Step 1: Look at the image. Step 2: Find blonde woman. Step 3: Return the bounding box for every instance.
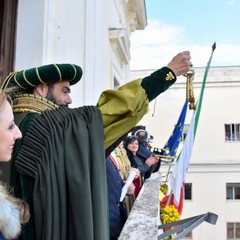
[0,89,29,240]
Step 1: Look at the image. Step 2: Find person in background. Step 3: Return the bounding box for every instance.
[132,126,161,177]
[123,136,158,183]
[0,89,29,240]
[114,142,141,201]
[106,153,135,240]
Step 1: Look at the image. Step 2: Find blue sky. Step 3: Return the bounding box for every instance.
[130,0,240,70]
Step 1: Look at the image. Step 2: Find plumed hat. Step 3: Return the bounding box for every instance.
[1,63,82,92]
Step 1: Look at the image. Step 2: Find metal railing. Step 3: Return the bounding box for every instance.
[158,212,218,240]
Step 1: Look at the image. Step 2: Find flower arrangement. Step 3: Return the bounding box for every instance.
[160,205,180,225]
[159,183,180,239]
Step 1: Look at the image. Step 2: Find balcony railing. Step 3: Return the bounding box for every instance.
[119,172,218,240]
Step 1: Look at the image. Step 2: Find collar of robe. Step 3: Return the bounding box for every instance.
[13,94,59,113]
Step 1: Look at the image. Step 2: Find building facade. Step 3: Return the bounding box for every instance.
[2,1,240,239]
[0,0,147,106]
[132,66,240,239]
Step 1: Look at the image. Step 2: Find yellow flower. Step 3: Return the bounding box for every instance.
[160,205,180,224]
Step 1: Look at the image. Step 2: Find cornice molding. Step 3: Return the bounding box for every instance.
[121,0,147,31]
[109,28,131,65]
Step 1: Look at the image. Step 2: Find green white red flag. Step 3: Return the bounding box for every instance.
[164,43,216,214]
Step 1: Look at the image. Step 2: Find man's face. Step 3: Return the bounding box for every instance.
[46,81,72,107]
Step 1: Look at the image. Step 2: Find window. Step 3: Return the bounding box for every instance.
[184,183,192,200]
[226,183,240,200]
[225,124,240,142]
[227,222,240,239]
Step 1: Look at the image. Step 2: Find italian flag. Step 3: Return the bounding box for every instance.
[164,43,216,214]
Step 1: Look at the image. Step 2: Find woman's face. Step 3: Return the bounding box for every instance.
[127,139,139,154]
[0,100,22,162]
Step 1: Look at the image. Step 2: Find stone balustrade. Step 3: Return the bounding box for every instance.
[119,172,162,240]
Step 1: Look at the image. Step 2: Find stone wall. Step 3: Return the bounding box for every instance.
[119,172,162,240]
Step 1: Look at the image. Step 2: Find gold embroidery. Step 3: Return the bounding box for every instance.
[166,72,175,81]
[13,94,59,113]
[115,147,131,180]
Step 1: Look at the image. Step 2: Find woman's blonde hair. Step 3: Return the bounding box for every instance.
[0,87,30,223]
[0,87,15,110]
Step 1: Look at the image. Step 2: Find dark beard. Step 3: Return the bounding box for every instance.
[46,89,68,107]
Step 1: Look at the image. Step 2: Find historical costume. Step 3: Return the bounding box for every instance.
[0,63,176,240]
[114,144,140,207]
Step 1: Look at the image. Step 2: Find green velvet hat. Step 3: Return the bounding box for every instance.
[1,63,82,92]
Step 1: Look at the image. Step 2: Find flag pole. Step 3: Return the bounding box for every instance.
[194,42,216,135]
[163,42,217,211]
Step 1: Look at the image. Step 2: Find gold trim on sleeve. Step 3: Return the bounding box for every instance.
[166,72,175,81]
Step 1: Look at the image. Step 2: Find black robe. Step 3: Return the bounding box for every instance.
[15,106,108,240]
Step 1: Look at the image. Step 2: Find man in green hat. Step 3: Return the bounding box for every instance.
[0,50,192,240]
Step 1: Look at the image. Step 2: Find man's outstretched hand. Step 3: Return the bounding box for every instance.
[167,51,192,76]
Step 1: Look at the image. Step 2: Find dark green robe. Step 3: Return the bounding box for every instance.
[15,106,108,240]
[9,67,176,240]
